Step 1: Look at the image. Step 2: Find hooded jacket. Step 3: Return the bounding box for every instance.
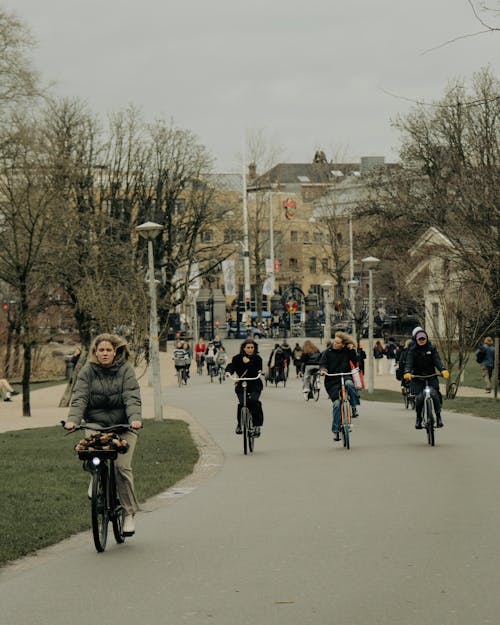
[404,332,444,376]
[67,337,142,428]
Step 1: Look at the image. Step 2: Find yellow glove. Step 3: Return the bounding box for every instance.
[403,373,412,381]
[441,370,449,379]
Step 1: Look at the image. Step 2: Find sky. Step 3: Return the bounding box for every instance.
[7,0,500,172]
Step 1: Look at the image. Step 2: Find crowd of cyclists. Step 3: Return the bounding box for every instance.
[171,324,451,444]
[62,325,453,540]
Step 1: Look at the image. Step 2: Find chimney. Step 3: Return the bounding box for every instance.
[248,162,257,180]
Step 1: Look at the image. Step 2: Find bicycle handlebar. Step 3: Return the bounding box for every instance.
[408,373,440,380]
[227,371,263,381]
[321,369,358,377]
[61,422,138,435]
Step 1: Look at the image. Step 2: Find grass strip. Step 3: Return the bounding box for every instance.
[0,419,199,567]
[361,389,498,419]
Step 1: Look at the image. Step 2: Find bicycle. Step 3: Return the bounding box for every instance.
[322,370,357,449]
[402,382,415,410]
[207,359,218,383]
[229,372,263,455]
[175,364,189,387]
[217,364,225,384]
[409,374,441,447]
[64,423,133,552]
[303,368,321,401]
[196,355,205,375]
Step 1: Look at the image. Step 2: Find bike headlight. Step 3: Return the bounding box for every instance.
[91,456,101,467]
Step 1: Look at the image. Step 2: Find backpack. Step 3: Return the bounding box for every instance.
[476,347,486,364]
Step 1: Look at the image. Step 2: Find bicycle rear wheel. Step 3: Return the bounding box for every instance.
[91,466,109,552]
[425,397,435,446]
[248,419,255,453]
[110,468,125,544]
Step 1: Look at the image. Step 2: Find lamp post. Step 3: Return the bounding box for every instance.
[347,278,360,339]
[361,256,380,394]
[188,285,199,345]
[136,221,164,421]
[322,280,333,343]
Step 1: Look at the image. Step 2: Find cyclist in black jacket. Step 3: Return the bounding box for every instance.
[225,338,264,437]
[404,329,449,429]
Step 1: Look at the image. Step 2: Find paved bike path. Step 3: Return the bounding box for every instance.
[2,355,500,625]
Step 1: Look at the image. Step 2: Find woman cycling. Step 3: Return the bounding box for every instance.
[64,333,142,536]
[319,332,360,441]
[300,339,321,400]
[225,338,264,437]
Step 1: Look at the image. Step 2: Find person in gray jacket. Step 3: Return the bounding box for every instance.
[64,333,142,536]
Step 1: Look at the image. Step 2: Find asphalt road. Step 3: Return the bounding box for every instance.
[2,341,500,625]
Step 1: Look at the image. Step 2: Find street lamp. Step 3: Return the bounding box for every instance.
[188,284,199,345]
[347,278,360,339]
[136,221,164,421]
[322,280,333,343]
[361,255,380,394]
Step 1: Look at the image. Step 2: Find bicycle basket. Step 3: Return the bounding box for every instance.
[74,432,129,455]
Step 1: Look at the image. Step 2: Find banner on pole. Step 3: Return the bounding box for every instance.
[222,259,236,296]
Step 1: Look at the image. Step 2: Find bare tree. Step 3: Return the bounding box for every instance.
[0,9,40,117]
[0,114,59,415]
[355,67,500,320]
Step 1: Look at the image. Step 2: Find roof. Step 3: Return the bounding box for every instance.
[248,159,399,189]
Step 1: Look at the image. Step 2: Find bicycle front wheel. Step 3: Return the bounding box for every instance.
[425,397,435,446]
[241,407,250,455]
[313,378,320,401]
[404,389,410,409]
[341,400,351,449]
[91,466,109,552]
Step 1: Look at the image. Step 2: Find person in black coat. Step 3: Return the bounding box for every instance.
[404,329,449,429]
[319,332,360,441]
[225,338,264,437]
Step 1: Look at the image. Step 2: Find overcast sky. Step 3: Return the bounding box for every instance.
[8,0,500,171]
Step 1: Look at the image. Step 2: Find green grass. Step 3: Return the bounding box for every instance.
[362,389,499,419]
[0,420,199,566]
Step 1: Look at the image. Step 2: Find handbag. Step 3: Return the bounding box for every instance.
[349,362,365,390]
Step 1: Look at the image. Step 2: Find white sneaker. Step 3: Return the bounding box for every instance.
[123,514,135,536]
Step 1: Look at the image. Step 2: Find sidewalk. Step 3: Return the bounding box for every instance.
[0,351,493,434]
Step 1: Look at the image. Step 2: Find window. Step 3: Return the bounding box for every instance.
[303,231,310,243]
[309,257,317,273]
[175,199,186,215]
[291,230,298,242]
[224,229,238,243]
[432,302,440,335]
[313,231,322,243]
[321,258,329,272]
[201,230,214,243]
[289,258,299,271]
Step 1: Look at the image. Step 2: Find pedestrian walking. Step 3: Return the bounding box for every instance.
[476,337,495,393]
